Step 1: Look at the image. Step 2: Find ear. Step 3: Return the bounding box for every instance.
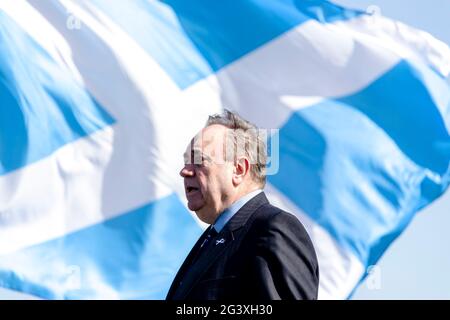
[232,156,250,186]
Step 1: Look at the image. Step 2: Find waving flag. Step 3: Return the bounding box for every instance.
[0,0,449,299]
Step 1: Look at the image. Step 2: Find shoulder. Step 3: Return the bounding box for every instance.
[247,202,318,264]
[251,202,308,235]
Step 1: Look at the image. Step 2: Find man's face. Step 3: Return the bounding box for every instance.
[180,125,235,224]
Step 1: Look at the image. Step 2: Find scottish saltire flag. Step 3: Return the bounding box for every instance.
[0,0,449,299]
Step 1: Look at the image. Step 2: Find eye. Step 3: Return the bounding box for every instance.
[194,156,206,167]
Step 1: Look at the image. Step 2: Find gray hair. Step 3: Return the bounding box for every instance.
[206,110,267,187]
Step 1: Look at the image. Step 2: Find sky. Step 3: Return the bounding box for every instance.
[0,0,449,299]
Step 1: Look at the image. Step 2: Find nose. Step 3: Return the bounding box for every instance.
[180,164,195,178]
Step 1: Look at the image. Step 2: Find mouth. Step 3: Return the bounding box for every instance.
[186,186,200,194]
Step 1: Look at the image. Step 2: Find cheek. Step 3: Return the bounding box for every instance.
[221,164,234,183]
[195,171,209,193]
[198,164,232,192]
[197,169,219,194]
[214,168,233,192]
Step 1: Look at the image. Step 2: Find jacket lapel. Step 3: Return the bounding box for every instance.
[177,228,234,299]
[166,226,212,299]
[174,192,269,299]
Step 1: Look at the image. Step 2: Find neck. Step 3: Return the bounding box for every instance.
[229,183,260,207]
[198,184,261,224]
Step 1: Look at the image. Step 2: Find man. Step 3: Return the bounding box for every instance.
[166,110,319,300]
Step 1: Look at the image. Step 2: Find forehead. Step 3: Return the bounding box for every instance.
[183,125,227,157]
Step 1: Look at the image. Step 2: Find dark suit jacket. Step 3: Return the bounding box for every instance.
[166,192,319,300]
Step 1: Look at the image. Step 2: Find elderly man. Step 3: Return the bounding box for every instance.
[166,110,319,300]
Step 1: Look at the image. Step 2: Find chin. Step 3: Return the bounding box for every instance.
[195,208,214,225]
[187,200,202,212]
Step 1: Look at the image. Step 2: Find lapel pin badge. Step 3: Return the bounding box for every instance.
[215,238,225,245]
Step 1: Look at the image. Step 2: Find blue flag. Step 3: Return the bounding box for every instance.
[0,0,449,299]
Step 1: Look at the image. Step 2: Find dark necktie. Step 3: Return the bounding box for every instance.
[200,227,218,251]
[192,227,218,264]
